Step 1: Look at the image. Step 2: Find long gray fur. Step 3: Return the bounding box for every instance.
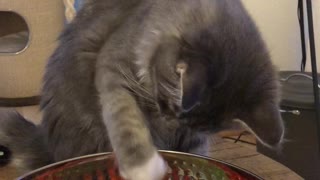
[0,0,284,179]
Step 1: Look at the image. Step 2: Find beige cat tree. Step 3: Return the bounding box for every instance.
[0,0,65,106]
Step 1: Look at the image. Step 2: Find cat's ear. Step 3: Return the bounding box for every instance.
[236,102,285,148]
[176,61,207,112]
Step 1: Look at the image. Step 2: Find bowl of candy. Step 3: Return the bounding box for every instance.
[18,151,263,180]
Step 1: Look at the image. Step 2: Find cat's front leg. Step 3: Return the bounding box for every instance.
[120,151,167,180]
[95,71,167,180]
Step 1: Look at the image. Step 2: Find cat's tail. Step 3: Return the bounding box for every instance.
[0,109,52,174]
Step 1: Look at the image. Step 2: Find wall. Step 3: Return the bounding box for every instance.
[0,1,64,98]
[242,0,320,72]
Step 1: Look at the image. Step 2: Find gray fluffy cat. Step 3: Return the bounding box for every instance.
[0,0,284,179]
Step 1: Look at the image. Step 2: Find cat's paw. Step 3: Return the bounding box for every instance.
[120,152,168,180]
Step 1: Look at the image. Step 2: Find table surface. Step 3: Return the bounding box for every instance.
[208,137,303,180]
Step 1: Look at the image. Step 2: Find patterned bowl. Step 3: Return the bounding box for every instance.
[18,151,263,180]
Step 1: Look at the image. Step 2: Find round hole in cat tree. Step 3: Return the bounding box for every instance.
[0,11,29,54]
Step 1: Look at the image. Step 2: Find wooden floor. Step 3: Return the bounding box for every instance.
[0,106,303,179]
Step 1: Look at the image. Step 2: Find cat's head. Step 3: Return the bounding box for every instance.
[149,25,284,149]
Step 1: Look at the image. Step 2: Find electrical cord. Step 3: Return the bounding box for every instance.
[298,0,307,72]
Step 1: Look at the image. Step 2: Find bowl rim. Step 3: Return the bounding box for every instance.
[18,150,264,180]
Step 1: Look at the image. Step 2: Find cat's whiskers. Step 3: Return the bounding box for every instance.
[159,82,181,105]
[117,64,153,96]
[137,101,158,110]
[126,80,155,103]
[117,64,157,105]
[177,67,185,106]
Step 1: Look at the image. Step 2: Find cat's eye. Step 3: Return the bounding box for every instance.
[176,61,188,76]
